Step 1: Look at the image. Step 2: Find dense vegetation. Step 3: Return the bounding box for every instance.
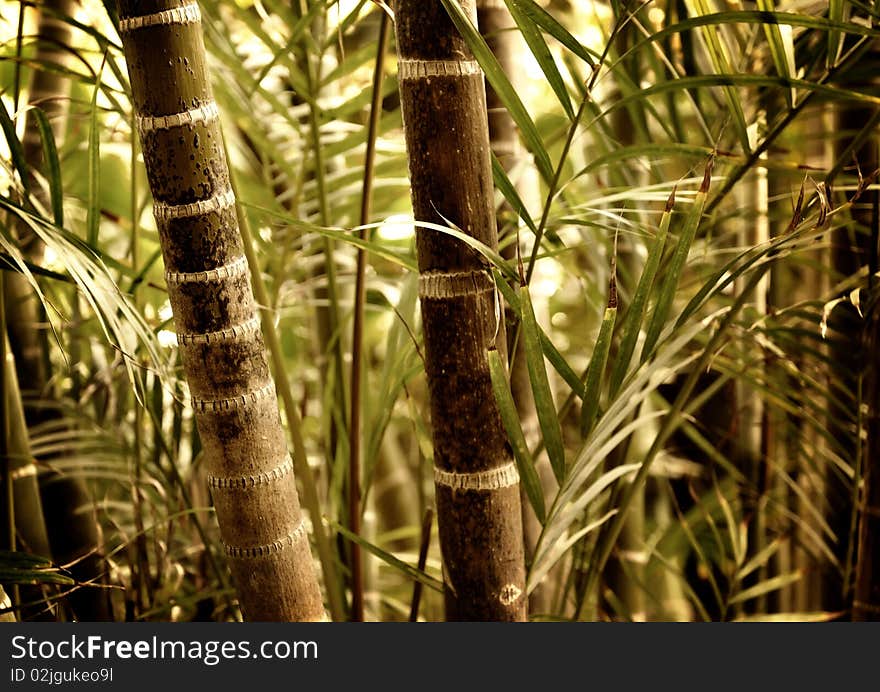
[0,0,878,622]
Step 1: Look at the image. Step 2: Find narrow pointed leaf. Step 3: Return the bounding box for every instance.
[609,190,674,396]
[504,0,573,119]
[32,108,64,227]
[520,286,565,483]
[488,349,546,523]
[439,0,554,183]
[0,99,29,195]
[642,162,711,360]
[87,63,103,248]
[333,523,444,593]
[512,0,596,67]
[580,303,616,437]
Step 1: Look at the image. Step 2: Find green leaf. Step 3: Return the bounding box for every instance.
[641,161,712,360]
[333,522,444,593]
[87,58,105,248]
[438,0,554,184]
[512,0,596,67]
[494,271,582,393]
[756,0,796,107]
[0,98,29,196]
[488,349,546,523]
[505,0,573,119]
[827,0,845,69]
[491,154,537,235]
[580,303,616,437]
[32,108,64,228]
[520,286,565,483]
[608,189,674,396]
[729,571,802,605]
[685,0,751,153]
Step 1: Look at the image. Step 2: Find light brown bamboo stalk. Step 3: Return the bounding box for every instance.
[394,0,527,621]
[117,0,323,621]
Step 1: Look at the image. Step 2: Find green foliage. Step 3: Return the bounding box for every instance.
[0,0,875,621]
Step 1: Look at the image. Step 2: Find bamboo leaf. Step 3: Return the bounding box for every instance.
[0,98,29,196]
[333,522,444,593]
[438,0,554,183]
[733,611,842,623]
[755,0,796,107]
[729,571,802,605]
[736,537,785,581]
[685,0,751,153]
[491,154,537,235]
[511,0,596,67]
[504,0,573,119]
[87,58,104,248]
[488,349,546,523]
[32,108,64,228]
[642,161,712,360]
[609,189,674,396]
[580,303,617,437]
[827,0,845,69]
[494,271,583,393]
[520,286,566,483]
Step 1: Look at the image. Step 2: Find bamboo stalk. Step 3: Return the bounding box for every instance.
[117,0,323,621]
[394,0,527,620]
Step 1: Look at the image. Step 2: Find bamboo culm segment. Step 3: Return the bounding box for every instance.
[117,0,323,621]
[395,0,527,621]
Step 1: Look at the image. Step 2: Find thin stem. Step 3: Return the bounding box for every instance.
[303,21,349,453]
[524,91,590,286]
[348,10,390,623]
[409,507,434,622]
[129,109,149,615]
[13,1,25,113]
[226,144,345,622]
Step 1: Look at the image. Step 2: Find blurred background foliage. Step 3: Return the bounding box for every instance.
[0,0,878,621]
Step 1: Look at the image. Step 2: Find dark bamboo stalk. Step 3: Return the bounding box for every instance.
[854,306,880,620]
[394,0,527,621]
[117,0,323,621]
[5,0,113,622]
[475,0,554,614]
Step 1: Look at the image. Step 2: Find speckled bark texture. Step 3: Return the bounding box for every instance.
[395,0,527,621]
[117,0,323,621]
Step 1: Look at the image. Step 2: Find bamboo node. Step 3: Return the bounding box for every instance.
[434,461,520,491]
[165,254,248,284]
[398,59,481,80]
[191,381,275,413]
[853,600,880,615]
[208,453,294,489]
[419,270,494,299]
[137,101,219,134]
[119,3,201,32]
[118,3,201,32]
[8,464,38,481]
[499,583,523,606]
[154,188,236,221]
[177,315,261,345]
[223,519,307,559]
